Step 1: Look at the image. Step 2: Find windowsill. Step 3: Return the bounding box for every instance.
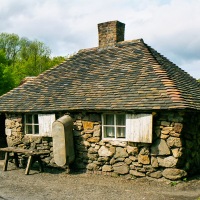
[102,138,128,142]
[25,134,42,137]
[25,134,52,138]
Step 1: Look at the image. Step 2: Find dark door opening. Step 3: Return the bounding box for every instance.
[0,113,7,159]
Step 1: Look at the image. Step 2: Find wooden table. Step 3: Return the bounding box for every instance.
[0,147,50,175]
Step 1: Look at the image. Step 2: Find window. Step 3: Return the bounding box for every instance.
[102,113,152,143]
[102,114,126,139]
[24,114,55,136]
[24,114,39,134]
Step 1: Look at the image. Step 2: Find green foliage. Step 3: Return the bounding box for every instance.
[0,50,15,95]
[0,33,65,95]
[170,181,179,186]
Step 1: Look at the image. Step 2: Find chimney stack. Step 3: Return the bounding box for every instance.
[98,20,125,48]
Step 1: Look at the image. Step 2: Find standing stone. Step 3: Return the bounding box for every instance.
[113,162,129,174]
[151,139,171,155]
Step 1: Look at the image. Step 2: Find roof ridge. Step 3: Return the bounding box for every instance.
[78,39,144,53]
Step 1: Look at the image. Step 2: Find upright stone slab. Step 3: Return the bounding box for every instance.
[52,115,75,167]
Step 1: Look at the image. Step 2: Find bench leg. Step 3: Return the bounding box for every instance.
[37,156,44,172]
[25,155,33,175]
[3,152,9,171]
[14,153,19,168]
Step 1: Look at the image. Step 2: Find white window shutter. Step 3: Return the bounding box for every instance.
[126,114,152,143]
[38,114,56,136]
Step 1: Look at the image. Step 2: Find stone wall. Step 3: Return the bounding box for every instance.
[4,114,53,165]
[181,112,200,175]
[71,111,199,180]
[3,111,200,180]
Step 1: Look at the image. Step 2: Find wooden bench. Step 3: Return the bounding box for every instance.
[0,147,50,175]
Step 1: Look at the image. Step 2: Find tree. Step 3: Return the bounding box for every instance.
[0,33,20,66]
[0,33,66,94]
[0,50,15,95]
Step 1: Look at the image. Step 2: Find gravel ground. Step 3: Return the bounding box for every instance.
[0,162,200,200]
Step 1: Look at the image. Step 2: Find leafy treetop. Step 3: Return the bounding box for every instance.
[0,33,66,96]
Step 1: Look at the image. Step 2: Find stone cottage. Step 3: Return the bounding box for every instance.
[0,20,199,180]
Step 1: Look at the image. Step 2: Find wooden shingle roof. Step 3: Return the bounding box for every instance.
[0,39,199,113]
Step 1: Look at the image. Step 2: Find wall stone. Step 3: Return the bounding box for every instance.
[151,139,171,155]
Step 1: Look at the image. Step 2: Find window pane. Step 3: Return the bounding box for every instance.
[116,127,125,138]
[26,115,32,123]
[26,125,32,134]
[116,114,125,125]
[34,115,38,124]
[34,125,39,134]
[104,127,114,138]
[105,114,114,125]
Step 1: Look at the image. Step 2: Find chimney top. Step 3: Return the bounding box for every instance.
[98,20,125,48]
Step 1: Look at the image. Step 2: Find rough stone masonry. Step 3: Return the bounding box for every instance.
[4,110,200,180]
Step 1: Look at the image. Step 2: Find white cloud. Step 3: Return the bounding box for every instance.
[0,0,200,78]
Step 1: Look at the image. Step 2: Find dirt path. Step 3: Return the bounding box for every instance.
[0,163,199,200]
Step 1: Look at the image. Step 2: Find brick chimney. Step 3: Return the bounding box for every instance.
[98,20,125,48]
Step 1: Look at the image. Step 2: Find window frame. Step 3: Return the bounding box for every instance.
[24,114,39,135]
[102,113,126,140]
[24,114,55,136]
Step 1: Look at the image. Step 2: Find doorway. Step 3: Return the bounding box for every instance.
[0,113,7,159]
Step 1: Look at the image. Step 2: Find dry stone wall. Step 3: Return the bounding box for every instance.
[3,111,200,180]
[72,111,199,180]
[4,114,53,165]
[181,112,200,175]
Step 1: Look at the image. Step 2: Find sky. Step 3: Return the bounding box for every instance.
[0,0,200,79]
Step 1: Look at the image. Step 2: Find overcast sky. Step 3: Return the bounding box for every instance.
[0,0,200,79]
